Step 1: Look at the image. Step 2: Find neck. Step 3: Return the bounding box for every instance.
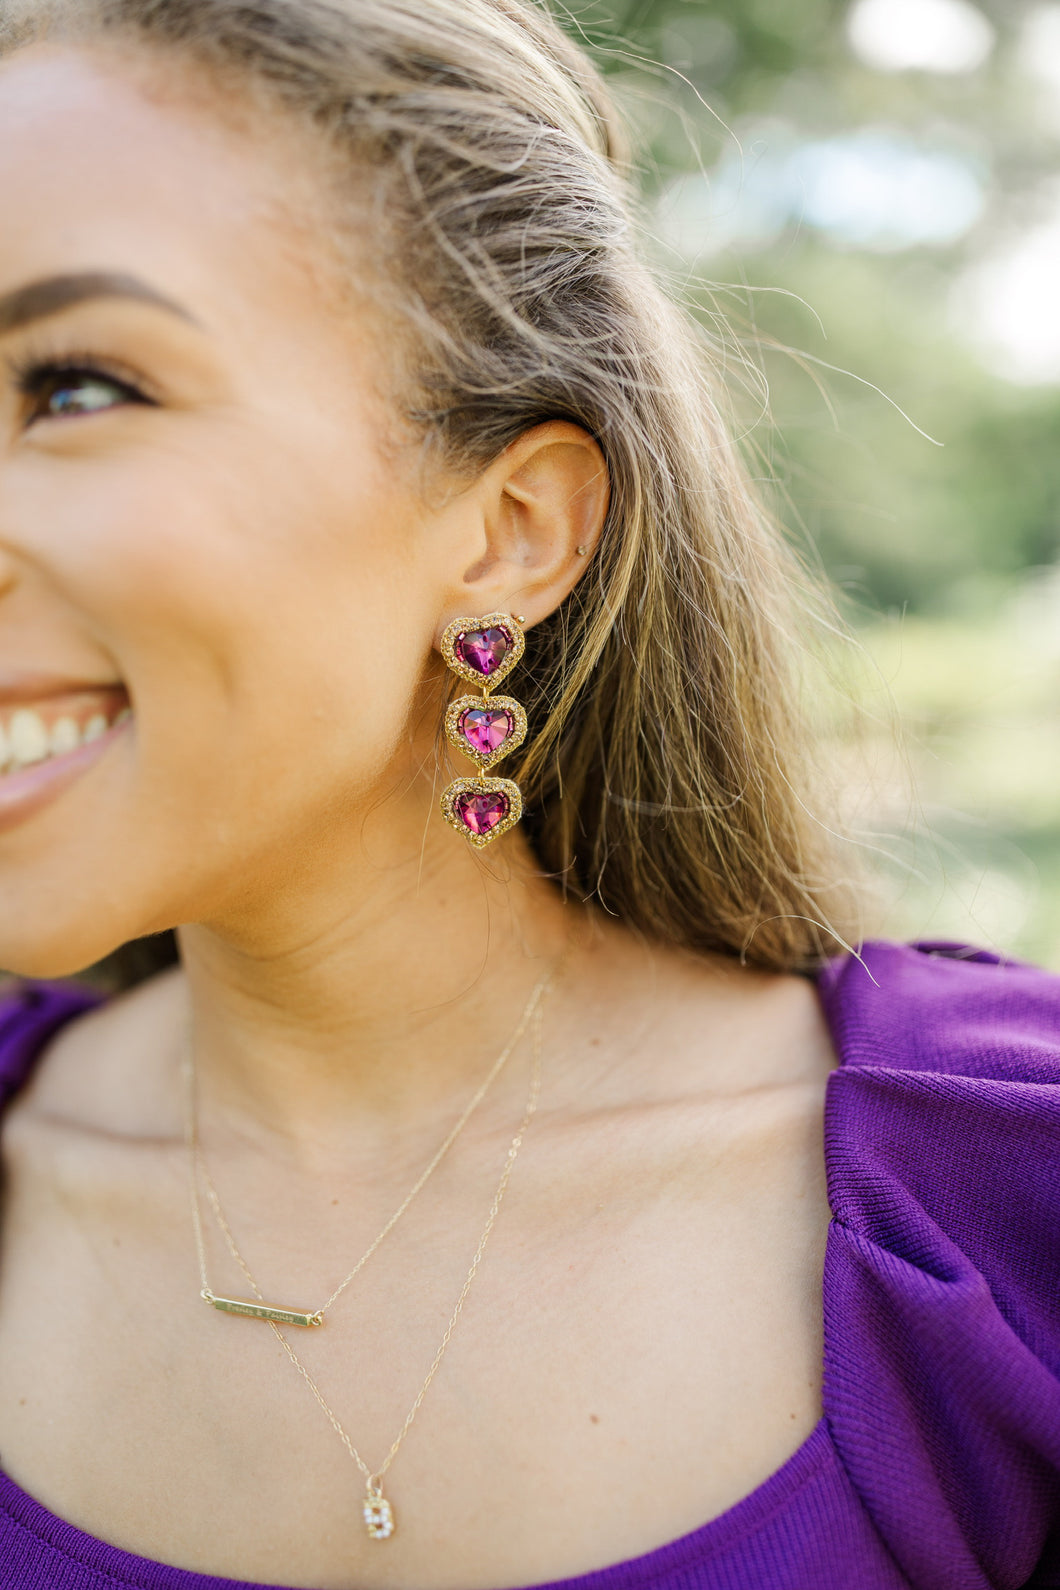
[175,819,580,1154]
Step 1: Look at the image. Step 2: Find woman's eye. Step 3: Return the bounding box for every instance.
[19,365,150,424]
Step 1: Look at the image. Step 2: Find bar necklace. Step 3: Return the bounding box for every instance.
[182,969,553,1540]
[183,964,553,1330]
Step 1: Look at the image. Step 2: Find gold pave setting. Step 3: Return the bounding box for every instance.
[439,611,525,689]
[439,613,527,848]
[364,1488,396,1541]
[443,694,528,772]
[440,775,523,848]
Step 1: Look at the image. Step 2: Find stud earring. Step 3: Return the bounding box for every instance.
[439,611,528,848]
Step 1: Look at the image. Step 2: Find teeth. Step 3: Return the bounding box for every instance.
[50,716,81,756]
[9,709,50,767]
[0,702,131,775]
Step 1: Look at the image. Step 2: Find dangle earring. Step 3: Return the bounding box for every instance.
[439,611,528,847]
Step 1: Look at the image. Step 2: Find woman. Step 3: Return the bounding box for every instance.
[0,2,1056,1587]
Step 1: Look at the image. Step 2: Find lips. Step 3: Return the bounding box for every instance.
[0,682,132,835]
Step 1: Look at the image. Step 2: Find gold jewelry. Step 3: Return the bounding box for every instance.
[183,965,554,1329]
[187,988,550,1542]
[439,611,527,847]
[272,996,542,1541]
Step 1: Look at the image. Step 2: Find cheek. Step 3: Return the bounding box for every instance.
[0,421,444,974]
[21,423,433,817]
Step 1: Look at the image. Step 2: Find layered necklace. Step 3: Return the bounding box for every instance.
[181,964,556,1541]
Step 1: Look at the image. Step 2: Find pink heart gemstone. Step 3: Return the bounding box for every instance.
[455,789,510,835]
[454,626,511,676]
[459,706,513,756]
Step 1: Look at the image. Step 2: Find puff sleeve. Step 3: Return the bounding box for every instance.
[818,942,1060,1589]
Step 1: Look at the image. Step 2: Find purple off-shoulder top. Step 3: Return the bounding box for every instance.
[1,941,1060,1589]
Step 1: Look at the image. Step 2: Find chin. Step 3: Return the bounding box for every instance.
[0,917,151,984]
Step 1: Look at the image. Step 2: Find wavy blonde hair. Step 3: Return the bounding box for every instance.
[2,0,866,971]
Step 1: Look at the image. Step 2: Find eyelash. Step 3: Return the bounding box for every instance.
[7,347,156,423]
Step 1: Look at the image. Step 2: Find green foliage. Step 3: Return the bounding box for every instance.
[562,0,1060,613]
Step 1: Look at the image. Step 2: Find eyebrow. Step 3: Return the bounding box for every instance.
[0,271,199,336]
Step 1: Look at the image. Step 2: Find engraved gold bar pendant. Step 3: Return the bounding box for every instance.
[202,1290,324,1328]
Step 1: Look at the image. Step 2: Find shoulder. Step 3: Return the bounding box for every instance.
[818,940,1060,1586]
[819,938,1060,1081]
[819,939,1060,1276]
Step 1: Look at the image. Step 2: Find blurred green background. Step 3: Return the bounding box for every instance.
[576,0,1060,965]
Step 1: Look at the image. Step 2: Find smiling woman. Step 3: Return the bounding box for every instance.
[0,4,1056,1590]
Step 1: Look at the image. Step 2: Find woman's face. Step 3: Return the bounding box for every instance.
[0,46,458,975]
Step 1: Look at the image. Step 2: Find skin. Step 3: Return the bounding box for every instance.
[0,44,838,1590]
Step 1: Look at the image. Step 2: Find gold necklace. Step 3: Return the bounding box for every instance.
[264,997,542,1542]
[183,965,553,1329]
[181,966,555,1541]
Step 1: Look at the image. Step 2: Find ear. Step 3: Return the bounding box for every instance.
[436,421,609,637]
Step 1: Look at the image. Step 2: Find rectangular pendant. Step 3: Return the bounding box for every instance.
[205,1292,323,1328]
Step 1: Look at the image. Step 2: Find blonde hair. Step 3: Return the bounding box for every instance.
[2,0,866,971]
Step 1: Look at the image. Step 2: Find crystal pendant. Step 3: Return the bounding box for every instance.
[439,776,523,848]
[363,1489,395,1541]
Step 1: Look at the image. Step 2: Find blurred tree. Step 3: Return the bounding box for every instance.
[561,0,1060,614]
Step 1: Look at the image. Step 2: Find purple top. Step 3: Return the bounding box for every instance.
[1,941,1060,1589]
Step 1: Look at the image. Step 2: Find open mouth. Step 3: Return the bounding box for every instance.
[0,687,131,775]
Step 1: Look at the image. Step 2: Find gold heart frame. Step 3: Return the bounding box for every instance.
[444,695,528,772]
[439,777,523,849]
[440,612,525,691]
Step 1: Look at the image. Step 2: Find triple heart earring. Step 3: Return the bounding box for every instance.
[439,611,528,847]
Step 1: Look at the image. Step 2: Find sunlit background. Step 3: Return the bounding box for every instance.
[575,0,1060,966]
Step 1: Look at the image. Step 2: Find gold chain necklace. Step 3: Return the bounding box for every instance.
[181,968,553,1541]
[183,966,553,1328]
[265,1000,540,1541]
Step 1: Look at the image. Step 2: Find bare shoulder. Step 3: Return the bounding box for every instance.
[564,917,838,1108]
[538,920,838,1236]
